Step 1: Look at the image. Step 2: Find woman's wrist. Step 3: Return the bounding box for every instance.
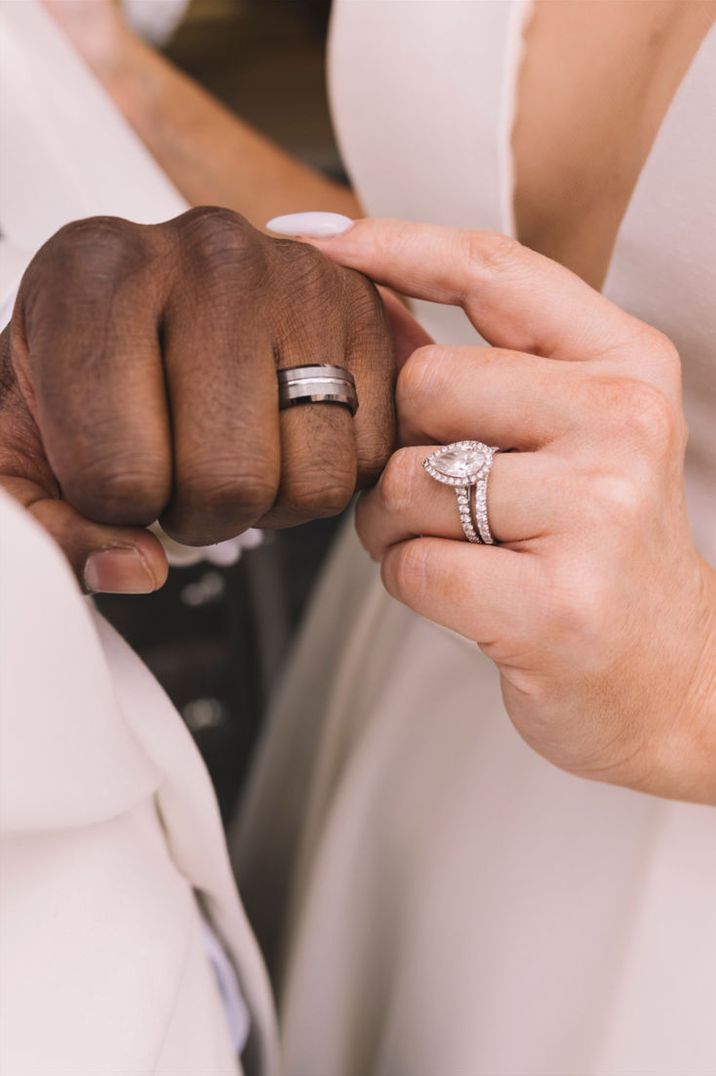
[592,556,716,805]
[42,1,130,80]
[42,3,153,127]
[97,29,165,131]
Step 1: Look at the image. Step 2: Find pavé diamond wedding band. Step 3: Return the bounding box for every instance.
[277,364,358,415]
[423,440,499,545]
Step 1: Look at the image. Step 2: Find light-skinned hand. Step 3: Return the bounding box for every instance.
[270,212,716,805]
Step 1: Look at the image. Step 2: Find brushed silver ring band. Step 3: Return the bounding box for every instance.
[278,364,358,416]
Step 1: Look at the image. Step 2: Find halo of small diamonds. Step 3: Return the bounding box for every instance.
[423,440,500,545]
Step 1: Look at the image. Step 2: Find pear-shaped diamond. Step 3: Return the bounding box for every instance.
[425,443,488,485]
[434,447,485,478]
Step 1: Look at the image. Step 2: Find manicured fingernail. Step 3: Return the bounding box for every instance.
[84,547,156,594]
[266,212,354,238]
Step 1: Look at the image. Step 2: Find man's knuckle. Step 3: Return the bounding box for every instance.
[187,467,276,519]
[273,243,347,330]
[101,469,160,517]
[276,237,327,279]
[179,205,249,238]
[46,217,149,284]
[235,474,278,515]
[68,459,167,524]
[348,276,393,347]
[315,481,354,517]
[164,466,277,544]
[283,463,355,518]
[178,206,265,279]
[357,438,394,489]
[19,219,158,342]
[345,268,382,317]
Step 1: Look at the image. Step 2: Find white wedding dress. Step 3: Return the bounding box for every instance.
[235,4,716,1075]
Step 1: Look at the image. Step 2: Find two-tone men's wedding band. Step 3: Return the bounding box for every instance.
[277,364,358,416]
[423,440,499,545]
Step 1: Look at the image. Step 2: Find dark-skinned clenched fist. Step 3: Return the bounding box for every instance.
[0,207,396,593]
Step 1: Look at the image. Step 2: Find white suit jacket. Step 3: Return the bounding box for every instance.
[0,5,279,1073]
[0,492,278,1076]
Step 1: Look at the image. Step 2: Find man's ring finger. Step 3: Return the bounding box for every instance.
[277,364,358,416]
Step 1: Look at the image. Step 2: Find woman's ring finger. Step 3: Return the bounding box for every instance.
[423,440,499,544]
[356,445,568,560]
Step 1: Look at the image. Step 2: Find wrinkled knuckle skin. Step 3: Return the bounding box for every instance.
[40,216,148,284]
[344,269,384,324]
[176,206,267,284]
[350,278,396,485]
[379,449,418,515]
[64,462,168,528]
[20,218,151,330]
[203,472,277,521]
[357,437,394,491]
[281,463,356,521]
[168,468,278,544]
[358,391,398,490]
[0,326,16,408]
[347,273,395,353]
[611,377,679,454]
[270,241,349,342]
[274,236,331,282]
[464,230,523,282]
